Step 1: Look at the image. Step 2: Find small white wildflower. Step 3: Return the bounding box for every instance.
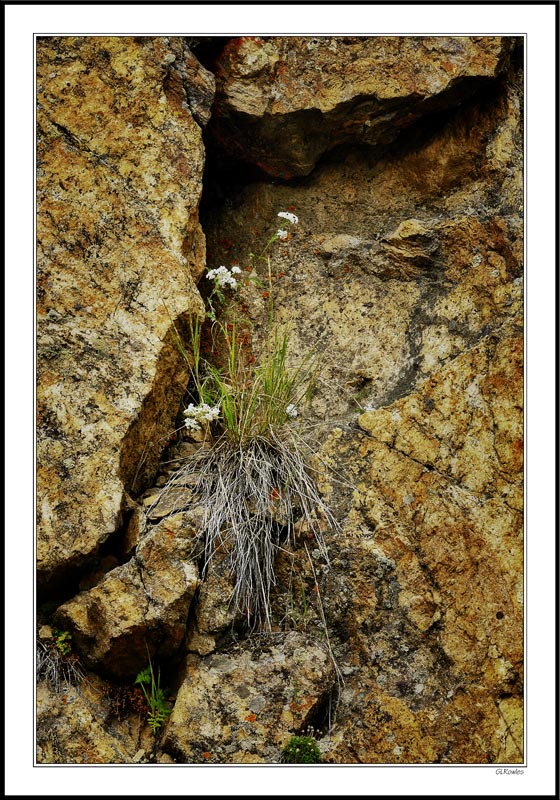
[207,265,238,289]
[200,405,221,422]
[182,417,201,431]
[278,211,298,225]
[206,266,226,280]
[183,403,221,425]
[230,266,242,274]
[276,229,288,240]
[286,403,298,418]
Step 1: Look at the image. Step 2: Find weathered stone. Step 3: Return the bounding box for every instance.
[54,514,200,678]
[36,36,213,584]
[187,556,239,656]
[36,675,140,764]
[121,506,147,557]
[321,683,522,764]
[210,36,513,177]
[313,326,523,763]
[146,485,193,520]
[162,632,335,762]
[166,38,215,127]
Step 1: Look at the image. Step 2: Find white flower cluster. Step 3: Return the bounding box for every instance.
[278,211,298,225]
[286,403,298,418]
[182,402,221,432]
[276,211,298,239]
[206,265,242,289]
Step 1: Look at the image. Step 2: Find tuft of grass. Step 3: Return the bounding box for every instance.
[36,638,84,693]
[204,323,319,442]
[156,211,343,634]
[160,427,337,631]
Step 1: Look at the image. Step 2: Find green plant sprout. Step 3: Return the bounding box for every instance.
[52,629,72,656]
[134,659,171,733]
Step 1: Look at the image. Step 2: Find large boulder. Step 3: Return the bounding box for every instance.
[162,632,335,763]
[209,36,513,177]
[54,513,200,679]
[36,36,214,585]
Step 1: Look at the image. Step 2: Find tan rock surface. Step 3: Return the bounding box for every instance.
[37,36,213,583]
[36,675,141,764]
[54,513,200,678]
[315,326,523,763]
[200,41,523,763]
[204,55,522,421]
[162,632,335,762]
[210,36,513,177]
[188,556,240,656]
[36,36,523,765]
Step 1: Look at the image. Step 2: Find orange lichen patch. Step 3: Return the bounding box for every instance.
[244,713,257,723]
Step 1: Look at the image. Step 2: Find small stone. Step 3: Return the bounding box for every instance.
[248,695,266,713]
[147,487,192,520]
[142,491,162,507]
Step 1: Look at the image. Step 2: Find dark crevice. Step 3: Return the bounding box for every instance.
[184,36,232,72]
[297,681,340,738]
[199,60,511,238]
[36,504,137,610]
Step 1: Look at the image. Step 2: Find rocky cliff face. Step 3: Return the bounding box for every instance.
[36,36,212,588]
[36,35,523,765]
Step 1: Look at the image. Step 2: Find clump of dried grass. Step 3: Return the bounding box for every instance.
[160,427,339,631]
[36,640,84,693]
